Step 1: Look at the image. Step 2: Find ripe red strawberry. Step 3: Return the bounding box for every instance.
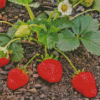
[72,71,97,98]
[0,55,10,67]
[37,59,62,83]
[7,68,29,90]
[0,0,6,9]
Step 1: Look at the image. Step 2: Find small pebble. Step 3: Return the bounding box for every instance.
[33,74,39,78]
[53,51,59,56]
[85,98,89,100]
[28,88,37,93]
[40,94,46,99]
[51,97,55,100]
[18,88,27,92]
[33,63,36,67]
[2,15,7,21]
[14,16,18,19]
[81,8,85,11]
[1,12,5,15]
[34,84,42,89]
[76,6,83,12]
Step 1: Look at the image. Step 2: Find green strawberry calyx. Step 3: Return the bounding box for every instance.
[17,66,31,74]
[0,47,9,59]
[72,69,84,77]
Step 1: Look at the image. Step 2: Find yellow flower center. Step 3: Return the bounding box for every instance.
[61,4,68,12]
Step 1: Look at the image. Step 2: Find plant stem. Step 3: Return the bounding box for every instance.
[0,21,17,29]
[53,12,59,21]
[29,37,42,45]
[73,0,82,8]
[48,10,57,22]
[70,9,100,20]
[24,53,39,69]
[25,5,35,21]
[4,38,21,49]
[54,47,78,72]
[29,24,42,28]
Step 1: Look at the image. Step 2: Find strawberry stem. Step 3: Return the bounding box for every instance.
[54,47,78,72]
[48,10,57,22]
[24,53,39,69]
[29,24,43,28]
[0,21,17,29]
[53,12,59,21]
[4,38,21,49]
[25,5,35,21]
[73,0,82,8]
[70,9,100,20]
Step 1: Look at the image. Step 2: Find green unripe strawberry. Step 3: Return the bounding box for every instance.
[70,0,94,7]
[14,24,31,38]
[81,0,94,7]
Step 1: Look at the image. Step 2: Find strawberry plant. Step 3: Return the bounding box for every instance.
[0,0,100,98]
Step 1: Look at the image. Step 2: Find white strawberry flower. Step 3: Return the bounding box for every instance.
[58,0,72,16]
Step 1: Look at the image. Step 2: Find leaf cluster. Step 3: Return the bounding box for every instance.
[28,16,74,49]
[0,26,24,62]
[57,15,100,55]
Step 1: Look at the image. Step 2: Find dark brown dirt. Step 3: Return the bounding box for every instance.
[0,0,100,100]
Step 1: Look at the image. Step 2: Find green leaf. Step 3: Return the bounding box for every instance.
[55,15,100,55]
[93,0,100,9]
[0,50,6,59]
[29,2,40,8]
[9,41,24,62]
[29,18,49,32]
[81,31,100,56]
[0,33,24,62]
[72,15,99,35]
[37,13,48,19]
[49,53,54,59]
[53,56,59,60]
[8,0,33,6]
[44,11,58,18]
[71,15,100,55]
[40,24,47,32]
[51,16,74,29]
[38,29,58,49]
[7,20,22,38]
[0,33,11,46]
[56,30,80,51]
[48,26,59,33]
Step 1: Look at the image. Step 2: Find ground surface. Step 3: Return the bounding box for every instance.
[0,0,100,100]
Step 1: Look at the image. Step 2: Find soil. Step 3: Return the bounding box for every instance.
[0,0,100,100]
